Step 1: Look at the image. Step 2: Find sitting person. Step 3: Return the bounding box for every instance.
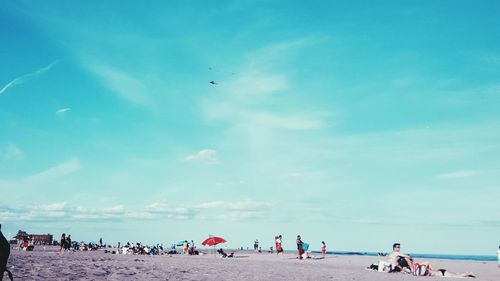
[217,248,227,257]
[387,243,413,273]
[217,248,234,258]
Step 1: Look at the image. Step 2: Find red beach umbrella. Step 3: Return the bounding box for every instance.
[202,236,226,257]
[201,236,226,247]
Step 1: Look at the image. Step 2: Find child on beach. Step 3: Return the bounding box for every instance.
[321,241,327,256]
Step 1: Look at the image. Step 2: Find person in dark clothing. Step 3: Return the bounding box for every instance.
[296,235,304,259]
[0,224,13,281]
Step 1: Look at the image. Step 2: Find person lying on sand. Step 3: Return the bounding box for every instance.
[412,261,475,278]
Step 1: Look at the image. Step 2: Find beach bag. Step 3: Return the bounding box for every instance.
[302,243,309,251]
[413,263,430,276]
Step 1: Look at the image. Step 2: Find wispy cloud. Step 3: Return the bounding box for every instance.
[3,143,25,160]
[56,107,71,115]
[24,158,80,186]
[435,170,480,180]
[202,39,331,133]
[0,60,59,95]
[0,159,81,188]
[87,63,151,108]
[183,149,219,164]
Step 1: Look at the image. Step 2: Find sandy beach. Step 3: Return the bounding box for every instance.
[5,247,498,281]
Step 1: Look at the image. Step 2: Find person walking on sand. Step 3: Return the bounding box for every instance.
[275,235,283,255]
[59,233,66,254]
[321,241,327,256]
[296,235,304,260]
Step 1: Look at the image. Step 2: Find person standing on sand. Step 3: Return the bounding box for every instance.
[190,240,196,255]
[183,240,189,255]
[497,245,500,268]
[296,235,304,260]
[275,235,283,255]
[321,241,327,256]
[66,235,72,252]
[0,224,13,281]
[59,233,66,254]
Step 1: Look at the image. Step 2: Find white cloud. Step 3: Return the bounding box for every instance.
[197,200,272,211]
[0,60,59,95]
[146,202,198,219]
[3,143,25,160]
[56,108,71,115]
[183,149,219,164]
[35,202,67,211]
[0,200,274,223]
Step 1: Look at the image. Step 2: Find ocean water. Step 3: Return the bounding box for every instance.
[309,251,497,262]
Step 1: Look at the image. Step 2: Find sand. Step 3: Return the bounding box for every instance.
[4,247,498,281]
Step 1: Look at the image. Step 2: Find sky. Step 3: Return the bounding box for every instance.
[1,0,499,255]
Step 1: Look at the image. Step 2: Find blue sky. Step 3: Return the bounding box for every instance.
[1,0,499,255]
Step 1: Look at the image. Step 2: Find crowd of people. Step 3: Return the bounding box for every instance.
[2,226,496,280]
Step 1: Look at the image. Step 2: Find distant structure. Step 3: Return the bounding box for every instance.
[15,230,53,245]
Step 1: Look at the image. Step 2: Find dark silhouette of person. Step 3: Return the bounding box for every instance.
[0,224,13,281]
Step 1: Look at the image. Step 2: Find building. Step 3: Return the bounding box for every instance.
[15,230,53,245]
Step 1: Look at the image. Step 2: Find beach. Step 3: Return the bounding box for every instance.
[5,247,498,281]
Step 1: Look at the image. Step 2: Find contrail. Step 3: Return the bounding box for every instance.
[0,60,60,95]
